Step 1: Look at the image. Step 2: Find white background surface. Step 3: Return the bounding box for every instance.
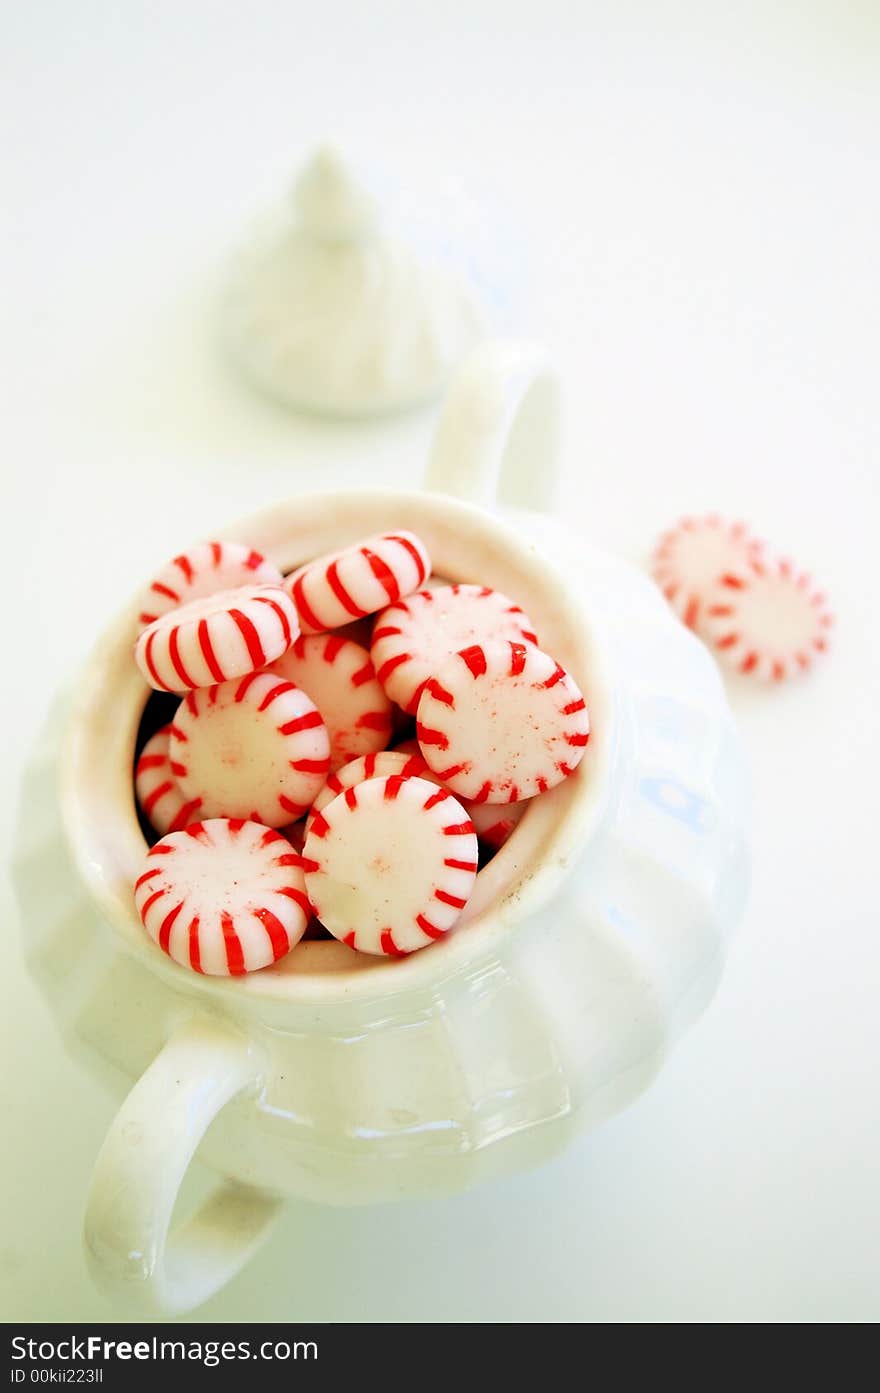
[2,0,878,1323]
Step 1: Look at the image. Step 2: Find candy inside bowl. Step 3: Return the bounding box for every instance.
[13,342,749,1315]
[69,489,606,992]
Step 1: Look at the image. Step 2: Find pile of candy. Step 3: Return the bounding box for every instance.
[132,533,590,975]
[652,515,833,681]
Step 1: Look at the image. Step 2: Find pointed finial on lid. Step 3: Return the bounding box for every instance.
[293,146,379,243]
[224,145,486,416]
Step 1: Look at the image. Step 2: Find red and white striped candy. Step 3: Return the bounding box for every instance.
[285,531,430,634]
[135,584,298,693]
[302,775,477,956]
[652,515,764,631]
[137,540,283,630]
[268,634,393,771]
[309,747,430,825]
[467,800,528,850]
[134,724,203,834]
[703,556,833,681]
[417,640,590,803]
[371,584,539,715]
[134,819,311,974]
[391,738,526,849]
[275,822,331,937]
[169,670,330,827]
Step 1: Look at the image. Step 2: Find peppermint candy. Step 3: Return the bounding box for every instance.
[128,526,594,968]
[309,748,429,823]
[703,556,833,680]
[137,540,282,630]
[391,738,526,849]
[134,724,202,834]
[467,800,528,850]
[268,634,392,770]
[652,515,762,631]
[169,671,330,827]
[371,584,538,715]
[135,585,298,693]
[417,640,589,803]
[135,819,311,974]
[302,775,477,956]
[285,531,430,634]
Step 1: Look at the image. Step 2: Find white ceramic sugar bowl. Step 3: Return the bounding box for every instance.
[13,343,749,1316]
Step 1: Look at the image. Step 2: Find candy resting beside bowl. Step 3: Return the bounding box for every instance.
[12,343,750,1316]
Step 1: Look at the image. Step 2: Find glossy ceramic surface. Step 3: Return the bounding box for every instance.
[12,344,749,1312]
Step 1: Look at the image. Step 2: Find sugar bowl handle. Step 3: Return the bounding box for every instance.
[84,1017,281,1315]
[425,340,560,512]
